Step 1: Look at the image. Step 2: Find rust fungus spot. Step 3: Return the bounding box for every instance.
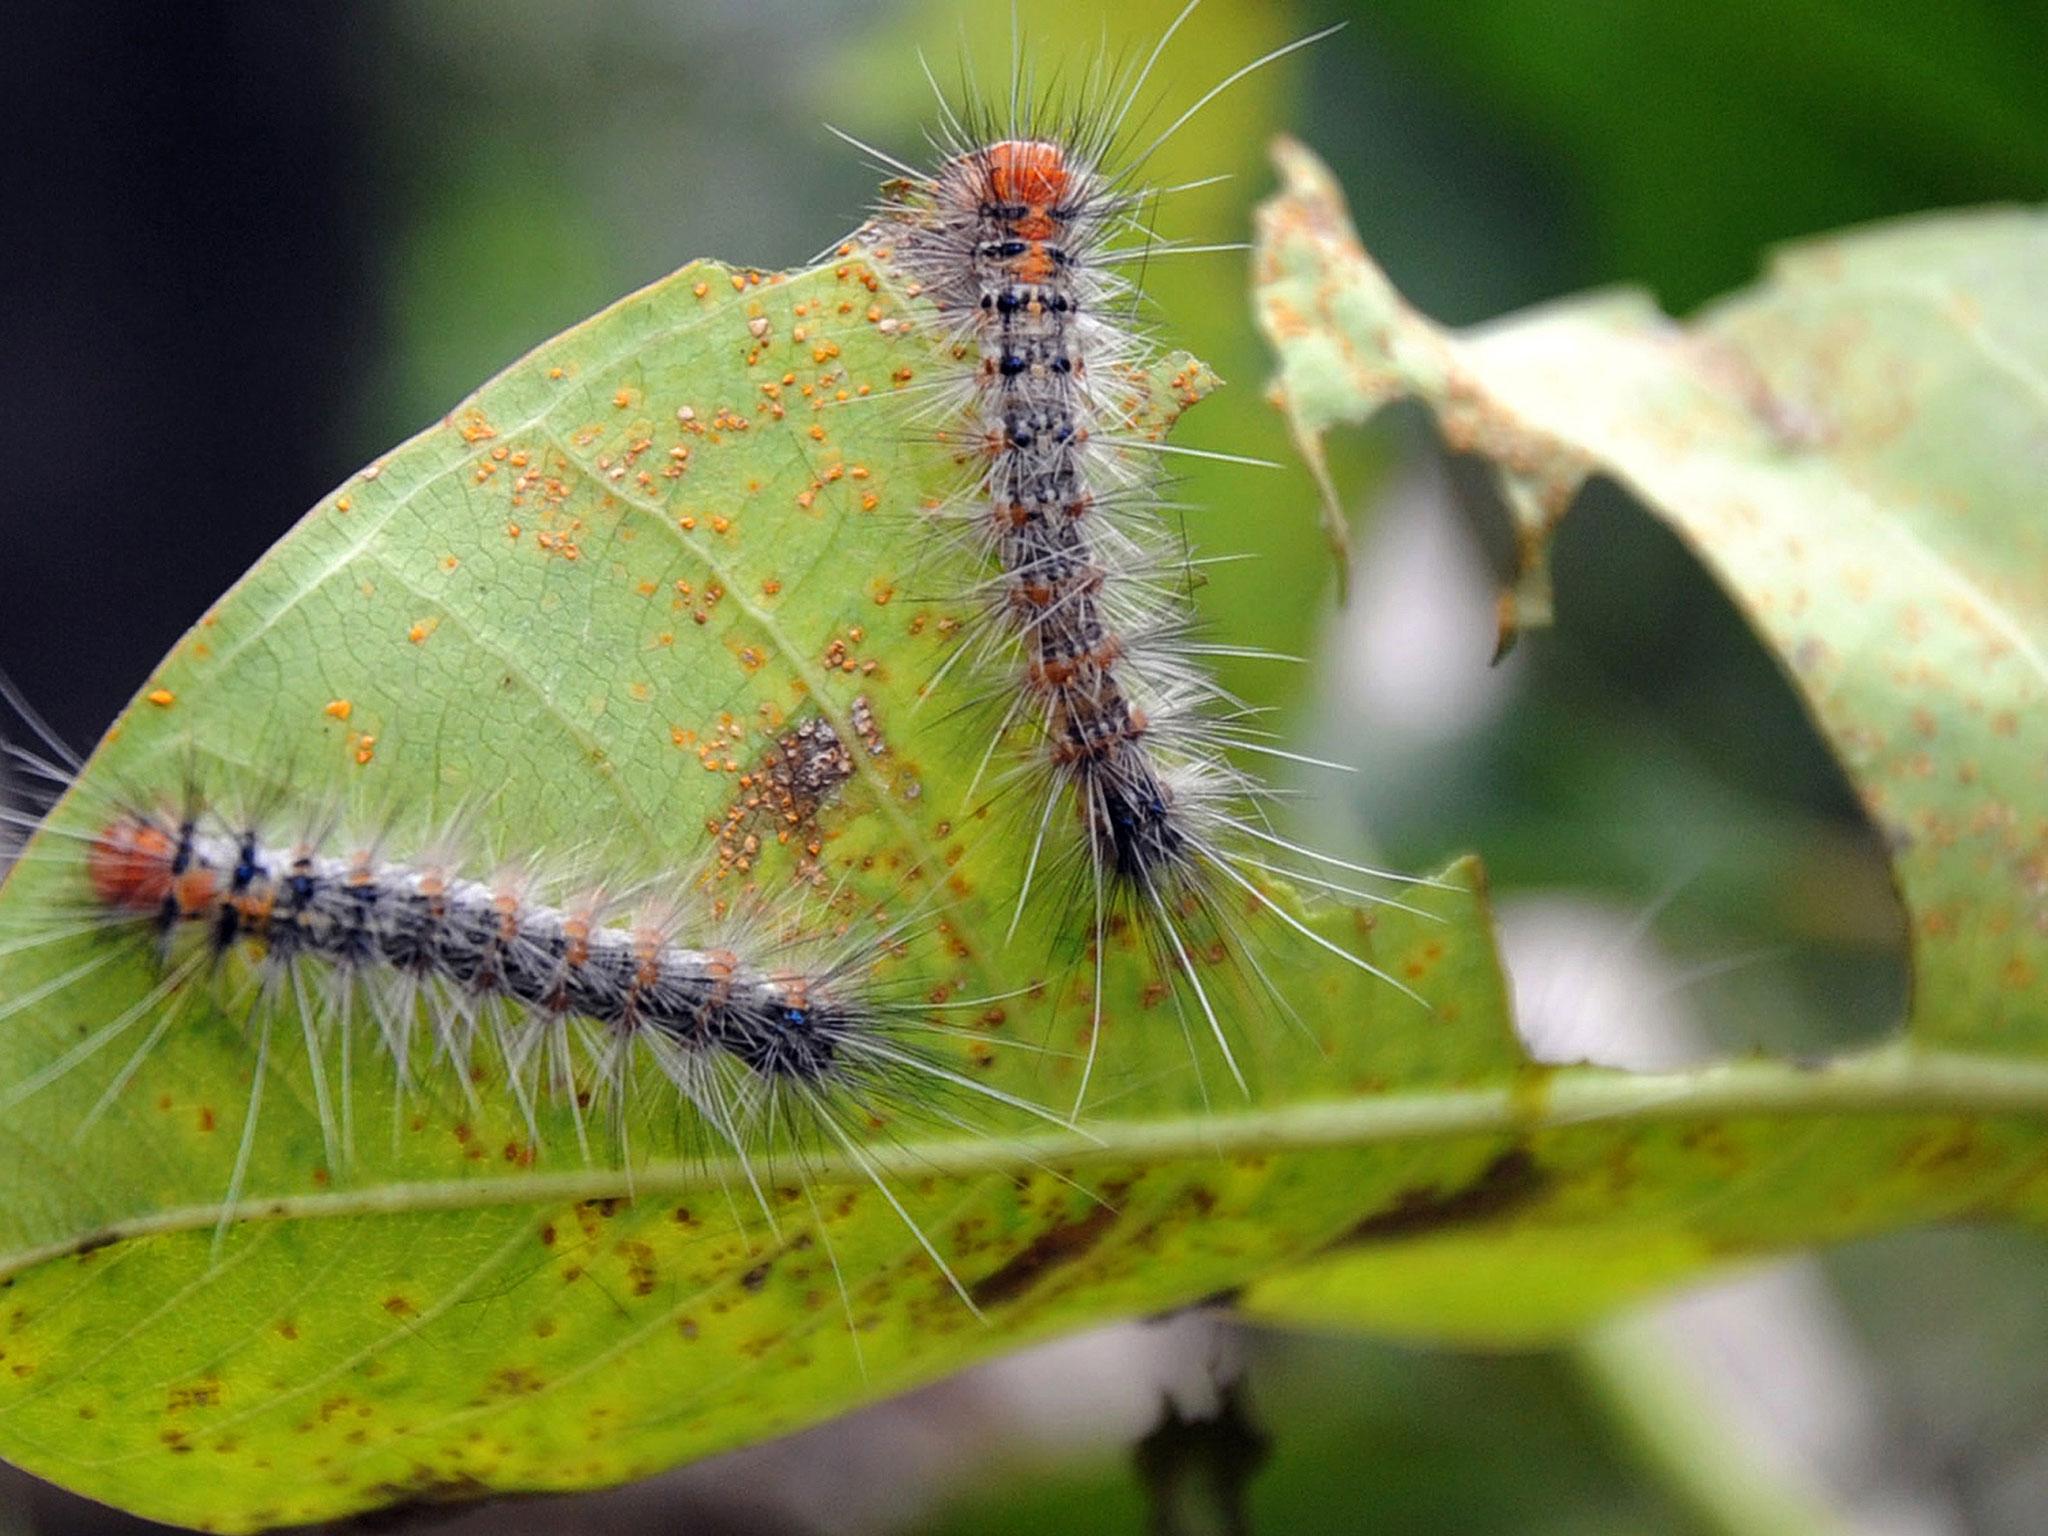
[146,689,176,708]
[850,695,888,756]
[710,713,856,884]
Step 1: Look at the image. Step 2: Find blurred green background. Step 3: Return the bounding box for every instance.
[4,1,2047,1532]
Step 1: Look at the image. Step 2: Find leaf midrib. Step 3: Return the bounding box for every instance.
[9,1041,2047,1281]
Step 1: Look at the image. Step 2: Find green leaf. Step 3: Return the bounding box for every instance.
[0,247,1510,1530]
[3,144,2046,1532]
[1257,137,2048,1054]
[1242,138,2048,1333]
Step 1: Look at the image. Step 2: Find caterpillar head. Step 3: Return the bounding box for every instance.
[983,139,1070,207]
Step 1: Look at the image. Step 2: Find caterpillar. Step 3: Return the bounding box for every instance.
[0,8,1410,1304]
[843,4,1425,1105]
[0,690,1060,1309]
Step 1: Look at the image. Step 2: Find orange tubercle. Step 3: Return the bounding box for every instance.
[173,866,220,918]
[1014,247,1056,284]
[987,140,1068,206]
[87,816,177,911]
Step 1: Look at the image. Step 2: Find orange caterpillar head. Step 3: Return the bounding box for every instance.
[984,140,1068,207]
[87,813,177,911]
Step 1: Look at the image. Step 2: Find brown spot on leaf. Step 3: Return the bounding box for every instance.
[360,1474,492,1517]
[710,712,855,883]
[166,1380,222,1413]
[1342,1149,1546,1243]
[968,1200,1120,1308]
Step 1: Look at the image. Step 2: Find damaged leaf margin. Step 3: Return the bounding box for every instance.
[1254,135,2048,1057]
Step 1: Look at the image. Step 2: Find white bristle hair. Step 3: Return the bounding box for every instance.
[840,4,1424,1109]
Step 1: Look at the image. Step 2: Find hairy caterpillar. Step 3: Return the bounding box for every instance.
[0,690,1061,1308]
[0,6,1415,1312]
[842,4,1427,1105]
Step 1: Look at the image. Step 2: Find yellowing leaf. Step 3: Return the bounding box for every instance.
[0,245,1505,1530]
[1243,138,2048,1341]
[1256,137,2048,1057]
[3,138,2046,1532]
